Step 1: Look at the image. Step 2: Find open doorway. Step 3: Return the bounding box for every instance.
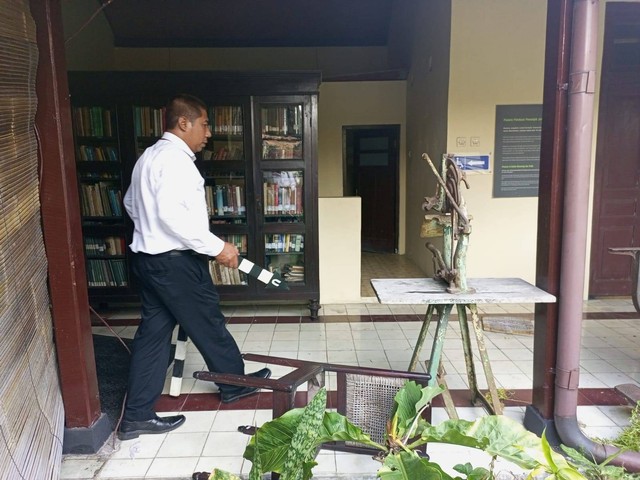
[343,125,400,253]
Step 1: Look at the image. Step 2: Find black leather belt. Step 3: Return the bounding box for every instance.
[137,250,206,259]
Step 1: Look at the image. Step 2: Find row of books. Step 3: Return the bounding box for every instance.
[205,184,246,217]
[86,259,128,287]
[73,106,114,137]
[77,145,119,162]
[202,145,244,161]
[266,262,305,282]
[265,234,304,253]
[218,234,247,253]
[78,172,120,180]
[283,265,305,283]
[134,106,165,138]
[84,236,126,257]
[210,106,243,135]
[80,182,123,217]
[262,137,302,159]
[261,105,302,137]
[209,260,247,286]
[263,183,303,215]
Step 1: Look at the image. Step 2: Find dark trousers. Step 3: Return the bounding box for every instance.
[124,251,245,421]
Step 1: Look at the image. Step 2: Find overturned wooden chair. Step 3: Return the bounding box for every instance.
[193,353,432,454]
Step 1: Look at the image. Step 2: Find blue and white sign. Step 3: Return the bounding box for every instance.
[454,154,490,172]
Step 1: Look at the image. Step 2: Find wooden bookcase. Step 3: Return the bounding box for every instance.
[68,72,320,317]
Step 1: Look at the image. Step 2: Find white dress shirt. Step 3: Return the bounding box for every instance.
[124,132,224,257]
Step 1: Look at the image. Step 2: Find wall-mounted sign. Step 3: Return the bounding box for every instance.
[492,104,543,198]
[454,154,490,173]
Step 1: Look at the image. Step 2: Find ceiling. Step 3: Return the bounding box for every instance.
[102,0,395,48]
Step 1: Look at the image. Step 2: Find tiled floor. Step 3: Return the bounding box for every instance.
[61,253,639,479]
[64,296,640,480]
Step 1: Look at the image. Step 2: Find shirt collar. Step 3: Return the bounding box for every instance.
[161,131,197,162]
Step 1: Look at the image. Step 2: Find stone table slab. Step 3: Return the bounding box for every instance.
[371,277,556,305]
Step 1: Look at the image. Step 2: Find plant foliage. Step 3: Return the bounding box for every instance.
[209,381,589,480]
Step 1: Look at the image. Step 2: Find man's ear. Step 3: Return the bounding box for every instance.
[177,115,190,132]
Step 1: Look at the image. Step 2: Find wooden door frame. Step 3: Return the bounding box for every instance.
[589,2,640,296]
[342,124,400,252]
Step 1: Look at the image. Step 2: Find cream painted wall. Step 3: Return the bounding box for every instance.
[404,1,452,275]
[318,197,362,303]
[446,0,547,284]
[317,81,407,253]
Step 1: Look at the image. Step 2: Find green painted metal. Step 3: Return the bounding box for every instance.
[407,153,504,418]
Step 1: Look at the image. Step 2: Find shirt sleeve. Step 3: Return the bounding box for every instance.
[123,183,135,221]
[153,153,225,257]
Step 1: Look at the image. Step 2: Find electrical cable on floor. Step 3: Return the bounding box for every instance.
[89,306,130,449]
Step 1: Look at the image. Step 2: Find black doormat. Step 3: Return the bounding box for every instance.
[93,334,132,429]
[92,334,175,429]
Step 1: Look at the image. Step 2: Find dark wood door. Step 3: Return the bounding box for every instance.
[344,126,399,253]
[589,4,640,296]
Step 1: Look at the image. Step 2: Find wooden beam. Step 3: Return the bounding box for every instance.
[30,0,102,428]
[528,0,572,423]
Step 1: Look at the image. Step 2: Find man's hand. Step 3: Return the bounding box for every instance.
[215,242,240,269]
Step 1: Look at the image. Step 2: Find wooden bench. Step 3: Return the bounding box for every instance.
[193,353,432,455]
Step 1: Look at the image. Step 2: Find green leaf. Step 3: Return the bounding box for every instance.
[208,470,242,480]
[316,412,385,450]
[243,388,380,477]
[281,389,327,480]
[453,463,490,480]
[392,383,444,437]
[419,415,548,469]
[378,451,452,480]
[541,430,558,471]
[244,408,303,473]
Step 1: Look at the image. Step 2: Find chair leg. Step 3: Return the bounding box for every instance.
[170,326,188,397]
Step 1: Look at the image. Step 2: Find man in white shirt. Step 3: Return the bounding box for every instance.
[118,94,271,441]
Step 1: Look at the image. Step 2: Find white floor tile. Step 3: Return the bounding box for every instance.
[212,410,257,432]
[112,436,166,459]
[270,339,299,351]
[145,457,200,478]
[99,458,152,478]
[79,301,640,480]
[156,432,208,457]
[202,431,250,457]
[60,458,105,479]
[334,451,381,473]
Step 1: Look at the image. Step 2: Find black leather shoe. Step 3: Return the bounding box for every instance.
[118,414,186,441]
[220,368,272,404]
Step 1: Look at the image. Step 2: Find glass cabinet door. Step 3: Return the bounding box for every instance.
[210,234,249,286]
[204,171,247,225]
[133,105,164,157]
[260,104,303,160]
[265,234,305,284]
[203,105,244,161]
[262,170,303,223]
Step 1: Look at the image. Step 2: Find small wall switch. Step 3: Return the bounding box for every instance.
[456,137,467,147]
[470,137,480,147]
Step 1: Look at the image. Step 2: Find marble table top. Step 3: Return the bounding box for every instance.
[371,277,556,305]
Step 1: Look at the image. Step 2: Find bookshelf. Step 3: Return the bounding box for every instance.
[69,72,320,317]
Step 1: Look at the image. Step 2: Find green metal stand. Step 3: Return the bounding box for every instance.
[408,302,503,418]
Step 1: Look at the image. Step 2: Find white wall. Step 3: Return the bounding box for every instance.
[318,197,362,303]
[318,81,407,253]
[446,0,547,283]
